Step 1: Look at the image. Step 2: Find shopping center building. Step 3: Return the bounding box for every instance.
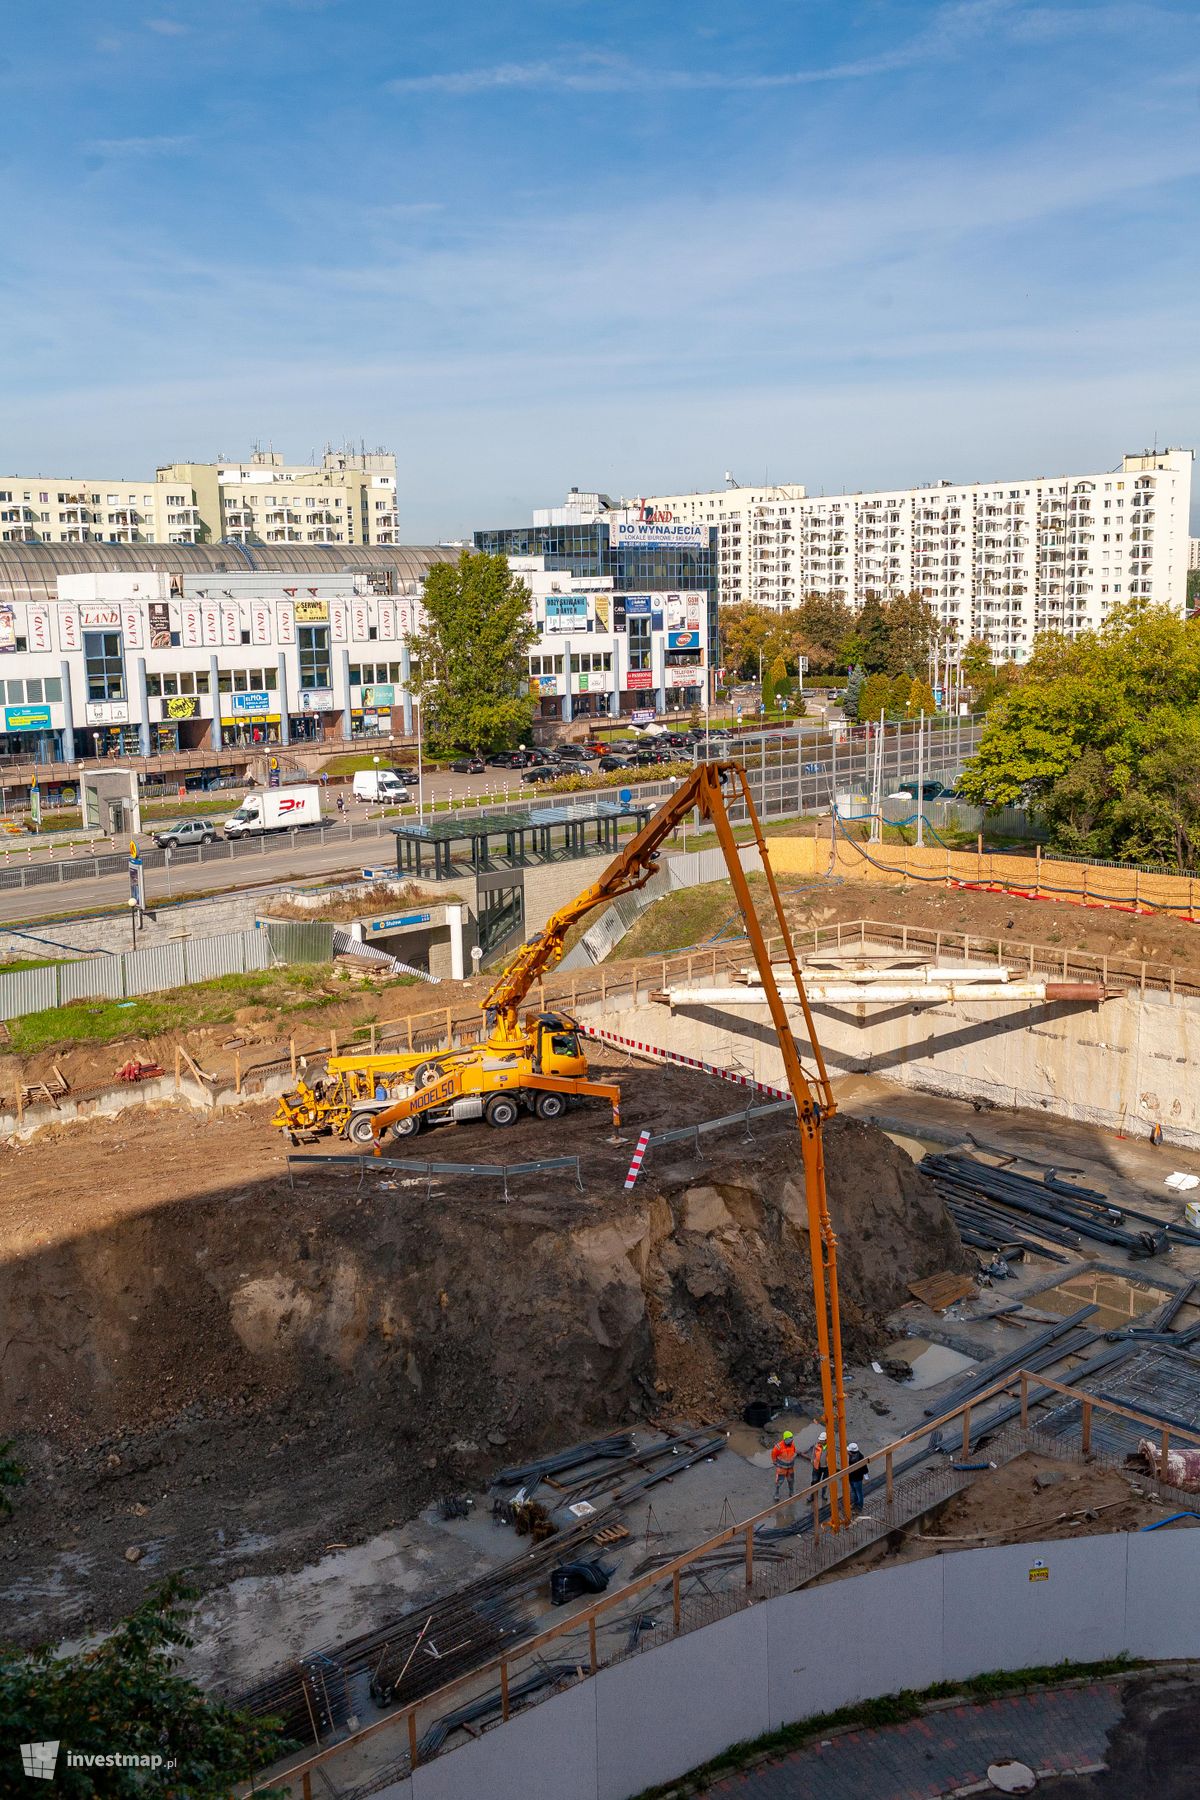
[473,507,717,721]
[0,543,456,763]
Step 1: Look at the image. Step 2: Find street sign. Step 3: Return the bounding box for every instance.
[129,848,146,911]
[618,787,633,808]
[29,782,41,829]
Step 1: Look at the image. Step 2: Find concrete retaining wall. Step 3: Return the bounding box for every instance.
[367,1528,1200,1800]
[603,982,1200,1147]
[0,891,264,961]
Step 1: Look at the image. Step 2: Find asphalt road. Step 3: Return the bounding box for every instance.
[0,730,979,927]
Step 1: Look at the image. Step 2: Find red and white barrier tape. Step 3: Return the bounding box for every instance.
[580,1022,791,1102]
[624,1128,652,1190]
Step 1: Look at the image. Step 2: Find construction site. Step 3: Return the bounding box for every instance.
[6,760,1200,1798]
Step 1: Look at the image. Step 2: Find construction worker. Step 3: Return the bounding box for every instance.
[847,1441,866,1514]
[771,1429,798,1499]
[810,1428,827,1486]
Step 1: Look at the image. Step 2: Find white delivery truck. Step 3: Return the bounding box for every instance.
[223,784,323,838]
[351,769,411,803]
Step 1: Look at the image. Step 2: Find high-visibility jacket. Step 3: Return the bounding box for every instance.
[771,1439,797,1472]
[811,1440,825,1474]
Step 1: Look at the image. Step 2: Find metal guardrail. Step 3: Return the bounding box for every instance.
[645,1099,794,1148]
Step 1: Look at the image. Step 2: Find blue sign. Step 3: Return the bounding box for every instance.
[618,787,633,808]
[622,594,653,617]
[667,630,701,651]
[368,911,432,933]
[545,596,589,618]
[231,691,270,714]
[4,704,51,731]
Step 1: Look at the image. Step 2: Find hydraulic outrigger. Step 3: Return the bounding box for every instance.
[365,760,851,1526]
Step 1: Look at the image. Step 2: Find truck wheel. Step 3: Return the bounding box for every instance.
[414,1062,441,1088]
[535,1091,566,1120]
[484,1095,519,1129]
[347,1112,378,1146]
[392,1114,422,1138]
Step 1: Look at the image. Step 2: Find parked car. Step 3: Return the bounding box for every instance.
[553,744,599,763]
[487,750,530,769]
[449,756,485,774]
[523,748,556,765]
[598,753,635,771]
[897,780,948,802]
[153,818,218,850]
[521,764,563,785]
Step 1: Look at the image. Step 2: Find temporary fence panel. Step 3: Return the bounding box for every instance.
[0,963,58,1019]
[260,917,336,964]
[54,956,126,1007]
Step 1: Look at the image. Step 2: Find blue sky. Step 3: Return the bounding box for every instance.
[2,0,1198,539]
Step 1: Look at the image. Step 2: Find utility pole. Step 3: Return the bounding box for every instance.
[916,710,925,848]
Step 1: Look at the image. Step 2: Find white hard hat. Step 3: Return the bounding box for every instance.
[818,1429,827,1442]
[848,1441,860,1455]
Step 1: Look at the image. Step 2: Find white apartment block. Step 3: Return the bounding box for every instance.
[1189,536,1200,571]
[645,451,1192,660]
[632,484,807,612]
[0,446,399,549]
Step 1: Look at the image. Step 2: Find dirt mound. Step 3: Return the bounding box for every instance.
[0,1079,963,1643]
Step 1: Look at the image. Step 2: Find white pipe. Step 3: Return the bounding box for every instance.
[664,980,1095,1006]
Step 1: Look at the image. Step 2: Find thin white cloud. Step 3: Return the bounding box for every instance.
[386,1,1171,97]
[145,18,190,35]
[88,135,195,156]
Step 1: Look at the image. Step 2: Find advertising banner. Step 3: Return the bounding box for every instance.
[121,604,143,651]
[220,603,241,646]
[631,708,656,723]
[251,602,272,647]
[148,601,171,649]
[330,602,348,643]
[610,522,706,549]
[351,601,370,642]
[58,605,80,652]
[294,598,329,624]
[622,594,653,616]
[296,689,334,713]
[181,606,202,649]
[378,599,397,640]
[544,595,589,619]
[276,603,296,645]
[612,596,627,633]
[536,675,557,693]
[667,629,702,652]
[627,670,654,689]
[231,691,271,715]
[85,700,130,724]
[0,604,17,653]
[80,603,121,630]
[164,695,199,720]
[26,605,51,654]
[4,704,52,732]
[363,684,395,707]
[200,607,221,647]
[594,595,611,631]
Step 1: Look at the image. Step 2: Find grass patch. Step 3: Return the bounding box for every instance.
[2,964,355,1056]
[617,877,765,958]
[634,1656,1137,1797]
[0,956,66,973]
[321,751,416,779]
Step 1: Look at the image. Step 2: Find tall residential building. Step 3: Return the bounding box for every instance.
[0,446,399,549]
[1189,536,1200,571]
[643,451,1193,660]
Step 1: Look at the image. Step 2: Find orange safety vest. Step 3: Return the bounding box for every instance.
[811,1440,825,1474]
[771,1439,797,1472]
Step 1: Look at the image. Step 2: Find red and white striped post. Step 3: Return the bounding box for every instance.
[624,1129,652,1190]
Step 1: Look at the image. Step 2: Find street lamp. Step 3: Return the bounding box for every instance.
[127,895,138,950]
[415,696,424,824]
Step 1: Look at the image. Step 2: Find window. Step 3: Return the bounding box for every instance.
[163,674,179,696]
[146,673,163,697]
[195,672,210,694]
[83,630,125,701]
[298,623,331,689]
[6,679,23,703]
[43,676,61,702]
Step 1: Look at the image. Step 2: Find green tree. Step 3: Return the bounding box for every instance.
[0,1577,289,1795]
[904,676,938,718]
[858,672,895,724]
[959,637,994,689]
[410,551,536,752]
[842,664,865,721]
[844,593,891,674]
[958,606,1200,868]
[793,593,855,672]
[883,592,941,677]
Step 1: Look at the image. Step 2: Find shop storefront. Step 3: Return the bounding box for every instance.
[0,703,64,763]
[220,690,281,749]
[290,689,340,742]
